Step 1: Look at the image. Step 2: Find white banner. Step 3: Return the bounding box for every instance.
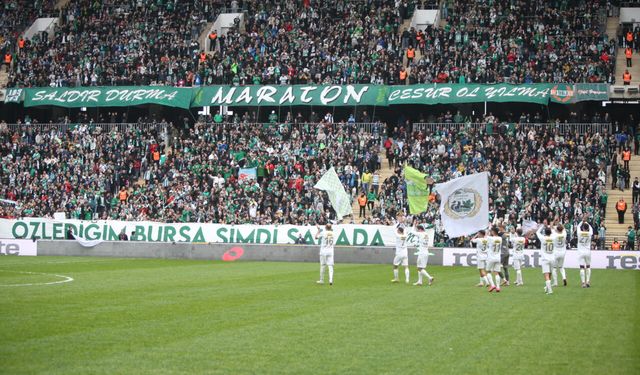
[434,172,489,238]
[0,218,410,246]
[442,248,640,270]
[0,239,37,256]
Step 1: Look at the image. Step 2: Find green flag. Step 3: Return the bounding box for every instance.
[404,165,430,214]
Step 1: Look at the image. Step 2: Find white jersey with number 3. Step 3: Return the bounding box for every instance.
[472,238,489,260]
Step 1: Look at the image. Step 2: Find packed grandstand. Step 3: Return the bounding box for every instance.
[0,0,639,250]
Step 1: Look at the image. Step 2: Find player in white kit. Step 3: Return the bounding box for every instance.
[537,223,556,294]
[509,228,526,286]
[471,230,490,287]
[391,226,410,283]
[485,228,503,293]
[552,224,568,287]
[576,220,593,288]
[412,224,434,286]
[315,224,334,285]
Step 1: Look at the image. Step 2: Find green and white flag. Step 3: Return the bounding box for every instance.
[434,172,489,238]
[404,165,430,214]
[314,167,353,219]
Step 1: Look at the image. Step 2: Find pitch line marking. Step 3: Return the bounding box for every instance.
[0,270,74,287]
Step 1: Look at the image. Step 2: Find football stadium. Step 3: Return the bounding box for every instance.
[1,0,639,374]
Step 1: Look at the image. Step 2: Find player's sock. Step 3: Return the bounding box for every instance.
[551,268,557,285]
[580,268,586,283]
[586,268,591,283]
[495,274,501,287]
[393,269,399,280]
[417,271,423,284]
[503,267,509,282]
[480,276,486,286]
[421,269,432,279]
[319,265,325,282]
[516,270,522,284]
[328,266,334,284]
[404,268,410,283]
[560,267,566,281]
[487,274,495,287]
[484,275,492,286]
[545,280,552,292]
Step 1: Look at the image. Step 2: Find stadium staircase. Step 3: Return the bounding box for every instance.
[199,22,215,54]
[603,155,640,249]
[608,14,640,85]
[349,151,395,223]
[55,0,71,10]
[0,67,8,88]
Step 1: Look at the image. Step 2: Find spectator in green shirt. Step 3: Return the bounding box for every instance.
[626,226,636,250]
[366,190,376,211]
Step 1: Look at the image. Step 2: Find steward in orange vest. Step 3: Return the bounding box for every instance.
[208,31,217,50]
[626,47,633,68]
[616,198,627,224]
[406,46,415,62]
[399,68,408,84]
[611,240,621,250]
[623,70,631,85]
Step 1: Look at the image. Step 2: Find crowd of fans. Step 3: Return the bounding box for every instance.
[3,0,617,87]
[5,0,221,87]
[1,0,56,63]
[1,109,638,251]
[0,113,384,225]
[408,0,615,84]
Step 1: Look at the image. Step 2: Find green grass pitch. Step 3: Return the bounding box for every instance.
[0,256,638,374]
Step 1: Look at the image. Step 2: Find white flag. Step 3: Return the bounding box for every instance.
[314,167,353,219]
[521,220,539,234]
[75,236,103,248]
[434,172,489,238]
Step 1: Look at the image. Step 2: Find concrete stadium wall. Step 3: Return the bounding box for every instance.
[37,241,445,265]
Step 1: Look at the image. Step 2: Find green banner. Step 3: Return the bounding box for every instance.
[549,83,609,104]
[16,83,609,108]
[24,86,192,109]
[404,165,430,215]
[191,84,388,107]
[387,84,555,105]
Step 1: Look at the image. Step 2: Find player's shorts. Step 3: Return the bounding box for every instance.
[486,259,502,273]
[541,258,556,273]
[512,259,523,271]
[416,254,429,268]
[477,258,487,270]
[320,254,334,266]
[554,252,566,268]
[393,255,408,267]
[577,251,591,267]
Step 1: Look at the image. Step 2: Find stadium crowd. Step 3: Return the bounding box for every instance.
[1,110,638,251]
[408,0,615,84]
[3,0,615,87]
[0,113,384,225]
